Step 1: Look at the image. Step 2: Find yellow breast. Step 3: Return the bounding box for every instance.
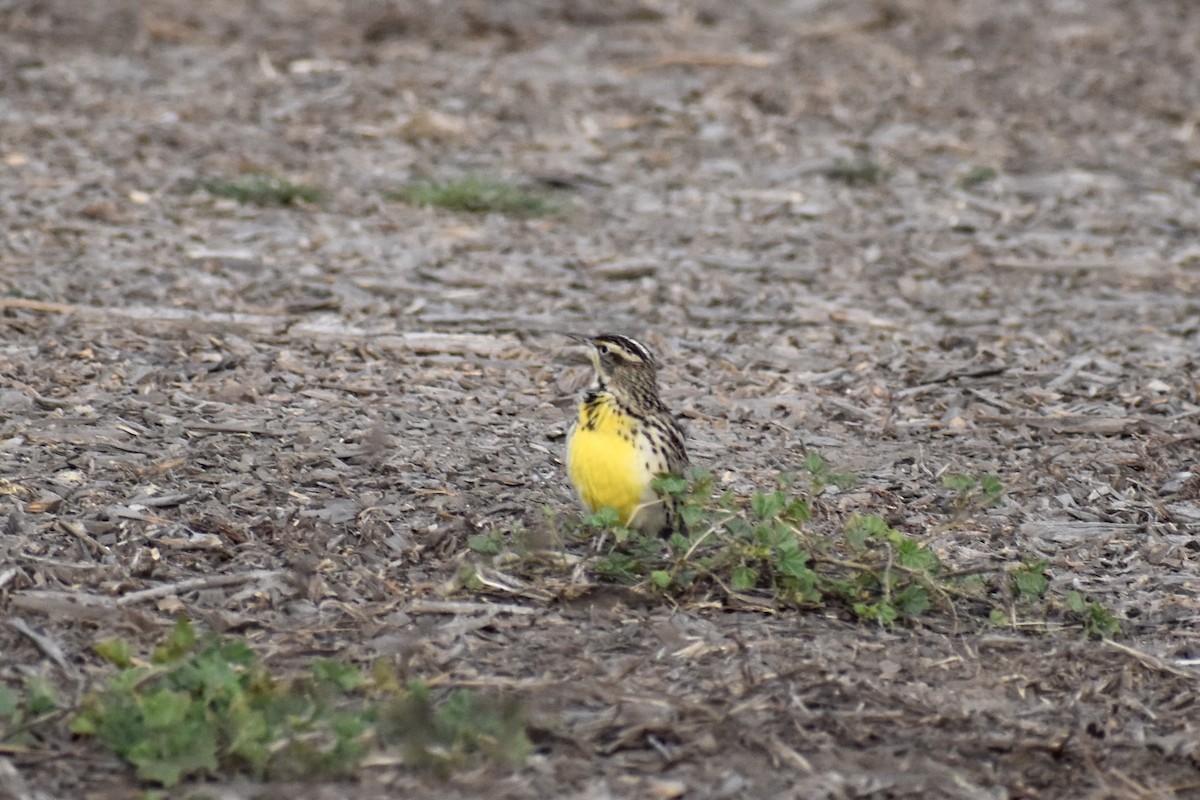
[567,398,655,527]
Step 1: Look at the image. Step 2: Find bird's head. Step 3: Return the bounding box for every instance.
[563,332,659,391]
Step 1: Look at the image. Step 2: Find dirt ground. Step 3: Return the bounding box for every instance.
[2,0,1200,797]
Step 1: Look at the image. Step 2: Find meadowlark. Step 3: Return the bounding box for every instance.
[564,332,689,537]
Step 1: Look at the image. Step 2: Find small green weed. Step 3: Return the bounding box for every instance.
[515,460,940,621]
[959,165,998,188]
[941,472,1004,517]
[377,682,530,777]
[473,460,1120,636]
[0,675,60,747]
[391,176,558,217]
[986,559,1051,630]
[1010,559,1049,600]
[825,157,884,185]
[202,174,323,206]
[1066,591,1121,639]
[468,530,506,556]
[72,619,529,787]
[841,513,941,624]
[795,451,856,494]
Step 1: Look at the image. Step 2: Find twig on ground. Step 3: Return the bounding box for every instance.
[408,599,537,616]
[7,617,71,670]
[1102,638,1199,679]
[116,569,283,606]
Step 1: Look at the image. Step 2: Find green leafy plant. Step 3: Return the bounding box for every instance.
[515,462,938,621]
[202,174,323,206]
[72,619,529,787]
[587,504,664,584]
[797,451,856,494]
[468,530,506,556]
[377,682,530,777]
[0,675,60,747]
[1010,559,1049,600]
[391,176,558,217]
[941,472,1004,517]
[1066,591,1120,639]
[470,457,1120,637]
[842,513,941,625]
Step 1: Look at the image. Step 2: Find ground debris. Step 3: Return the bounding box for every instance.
[1,0,1198,797]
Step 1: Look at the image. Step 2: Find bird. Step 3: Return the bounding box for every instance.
[563,332,689,537]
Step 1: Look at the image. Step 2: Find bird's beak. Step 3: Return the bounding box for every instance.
[557,331,591,344]
[555,331,598,368]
